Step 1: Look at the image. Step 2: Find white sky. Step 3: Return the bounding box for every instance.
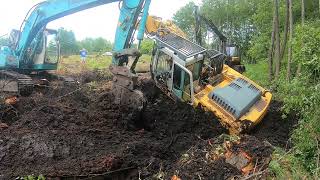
[0,0,200,41]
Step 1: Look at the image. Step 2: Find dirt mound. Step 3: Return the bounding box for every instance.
[0,74,297,179]
[0,77,231,179]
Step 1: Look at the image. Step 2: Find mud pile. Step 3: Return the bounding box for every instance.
[0,74,297,179]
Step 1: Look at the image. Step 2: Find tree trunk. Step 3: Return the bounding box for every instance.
[301,0,305,24]
[297,0,305,76]
[287,0,293,81]
[274,0,281,79]
[268,15,276,81]
[280,0,290,61]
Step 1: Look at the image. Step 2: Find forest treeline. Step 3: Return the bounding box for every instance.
[0,28,154,56]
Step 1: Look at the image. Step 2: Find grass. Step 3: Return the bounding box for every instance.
[243,60,269,88]
[58,54,151,74]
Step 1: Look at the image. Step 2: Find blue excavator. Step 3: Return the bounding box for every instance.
[0,0,272,134]
[0,0,151,108]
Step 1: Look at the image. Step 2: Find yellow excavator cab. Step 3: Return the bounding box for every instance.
[150,33,272,134]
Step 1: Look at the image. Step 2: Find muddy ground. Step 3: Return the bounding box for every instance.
[0,73,297,179]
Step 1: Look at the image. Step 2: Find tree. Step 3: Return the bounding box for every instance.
[287,0,293,81]
[296,0,305,76]
[92,37,112,53]
[140,39,154,55]
[79,37,112,53]
[172,2,196,39]
[280,0,290,61]
[273,0,281,79]
[57,28,79,55]
[268,18,275,81]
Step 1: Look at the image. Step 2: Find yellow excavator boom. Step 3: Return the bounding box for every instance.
[145,16,187,38]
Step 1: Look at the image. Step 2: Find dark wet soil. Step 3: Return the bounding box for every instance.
[0,74,297,179]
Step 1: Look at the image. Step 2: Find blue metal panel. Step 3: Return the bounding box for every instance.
[32,64,57,70]
[137,0,151,45]
[0,46,19,68]
[209,78,262,119]
[112,0,150,65]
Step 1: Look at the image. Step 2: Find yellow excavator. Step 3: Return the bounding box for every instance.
[144,16,272,134]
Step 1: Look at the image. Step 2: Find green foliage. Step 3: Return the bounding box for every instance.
[140,38,154,55]
[79,37,112,53]
[57,28,79,55]
[172,0,320,178]
[57,28,113,56]
[292,21,320,80]
[244,21,320,177]
[276,74,320,175]
[247,33,270,62]
[172,2,196,39]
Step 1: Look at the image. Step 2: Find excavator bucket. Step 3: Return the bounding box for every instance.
[109,49,146,121]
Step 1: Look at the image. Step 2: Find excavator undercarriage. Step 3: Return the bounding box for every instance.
[0,70,33,96]
[0,70,76,98]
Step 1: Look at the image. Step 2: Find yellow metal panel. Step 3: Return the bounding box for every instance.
[193,65,272,134]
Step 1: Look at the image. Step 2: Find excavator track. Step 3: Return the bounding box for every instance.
[0,70,33,96]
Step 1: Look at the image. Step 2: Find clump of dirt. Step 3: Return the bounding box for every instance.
[73,69,111,84]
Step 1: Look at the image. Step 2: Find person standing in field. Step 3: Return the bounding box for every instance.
[80,48,87,63]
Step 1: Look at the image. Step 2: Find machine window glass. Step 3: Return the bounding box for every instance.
[45,33,59,64]
[173,65,182,89]
[182,71,191,101]
[156,51,172,73]
[226,46,238,57]
[192,61,202,81]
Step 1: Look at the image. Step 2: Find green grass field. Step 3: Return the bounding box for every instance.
[58,54,151,74]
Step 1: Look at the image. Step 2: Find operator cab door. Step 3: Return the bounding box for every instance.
[172,62,194,103]
[33,29,60,70]
[151,49,174,90]
[151,48,195,103]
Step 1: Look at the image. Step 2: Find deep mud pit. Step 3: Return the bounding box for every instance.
[0,74,297,179]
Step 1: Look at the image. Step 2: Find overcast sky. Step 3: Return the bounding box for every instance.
[0,0,201,41]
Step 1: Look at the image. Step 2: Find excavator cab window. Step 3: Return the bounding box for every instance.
[191,61,202,81]
[226,46,239,57]
[172,63,193,103]
[44,30,59,64]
